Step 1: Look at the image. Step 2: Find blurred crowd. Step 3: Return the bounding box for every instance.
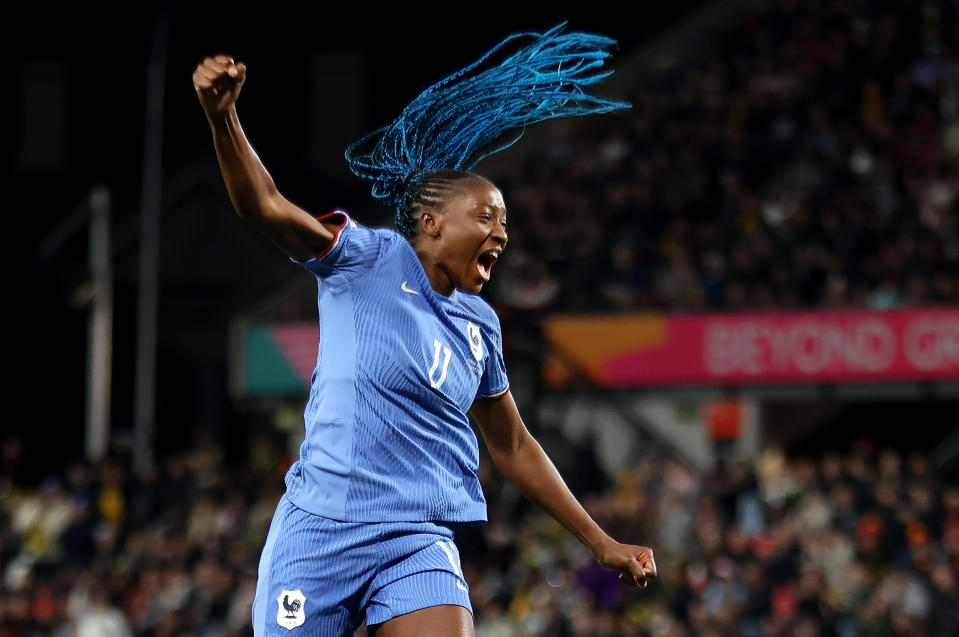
[2,432,958,637]
[0,434,272,637]
[469,441,959,637]
[486,0,959,318]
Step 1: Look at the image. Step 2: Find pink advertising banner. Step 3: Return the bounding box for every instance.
[543,307,959,387]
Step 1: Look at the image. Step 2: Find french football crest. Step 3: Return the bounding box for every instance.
[276,589,306,630]
[467,322,483,361]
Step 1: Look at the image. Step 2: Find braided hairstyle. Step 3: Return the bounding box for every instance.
[344,22,630,237]
[394,170,489,237]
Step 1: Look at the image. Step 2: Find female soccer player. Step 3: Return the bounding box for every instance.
[193,25,657,637]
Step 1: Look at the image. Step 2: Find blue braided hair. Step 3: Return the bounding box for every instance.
[344,22,631,237]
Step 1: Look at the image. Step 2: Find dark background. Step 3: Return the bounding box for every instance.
[11,2,714,479]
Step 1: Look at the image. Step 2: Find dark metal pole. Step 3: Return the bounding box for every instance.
[134,1,176,476]
[86,186,113,462]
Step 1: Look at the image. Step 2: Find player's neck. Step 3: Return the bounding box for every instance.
[413,245,455,296]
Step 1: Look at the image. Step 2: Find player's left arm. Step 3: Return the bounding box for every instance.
[470,391,657,588]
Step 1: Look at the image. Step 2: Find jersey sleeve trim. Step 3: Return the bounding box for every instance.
[313,211,350,260]
[476,385,510,400]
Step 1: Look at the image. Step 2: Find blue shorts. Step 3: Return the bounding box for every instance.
[251,494,472,636]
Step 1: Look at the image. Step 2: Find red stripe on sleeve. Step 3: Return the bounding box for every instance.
[488,385,511,400]
[314,211,349,259]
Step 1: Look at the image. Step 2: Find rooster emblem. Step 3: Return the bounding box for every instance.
[282,595,301,618]
[276,589,306,629]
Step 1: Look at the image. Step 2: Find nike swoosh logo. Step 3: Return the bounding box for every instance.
[401,280,420,295]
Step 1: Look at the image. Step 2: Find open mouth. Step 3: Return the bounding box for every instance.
[476,250,500,282]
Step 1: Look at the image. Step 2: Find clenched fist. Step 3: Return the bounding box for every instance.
[593,540,658,589]
[193,55,247,115]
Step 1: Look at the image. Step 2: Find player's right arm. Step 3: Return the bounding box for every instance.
[193,55,335,261]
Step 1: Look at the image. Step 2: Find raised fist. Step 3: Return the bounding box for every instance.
[193,54,247,115]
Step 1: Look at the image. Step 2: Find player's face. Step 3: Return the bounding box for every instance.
[437,179,508,294]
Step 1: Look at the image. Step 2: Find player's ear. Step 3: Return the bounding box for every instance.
[418,208,442,238]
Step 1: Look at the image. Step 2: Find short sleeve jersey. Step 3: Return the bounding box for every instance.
[283,211,510,524]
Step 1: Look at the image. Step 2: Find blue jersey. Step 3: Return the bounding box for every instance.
[283,211,510,524]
